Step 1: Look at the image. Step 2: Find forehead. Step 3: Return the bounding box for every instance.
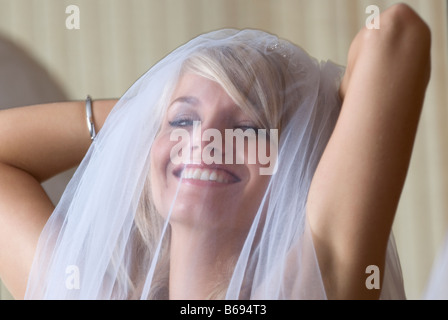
[169,73,238,112]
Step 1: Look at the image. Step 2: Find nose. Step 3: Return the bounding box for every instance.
[190,120,226,165]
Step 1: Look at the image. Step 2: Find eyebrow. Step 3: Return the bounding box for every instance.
[169,96,200,108]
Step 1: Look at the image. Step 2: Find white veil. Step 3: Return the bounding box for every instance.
[423,234,448,299]
[25,29,405,300]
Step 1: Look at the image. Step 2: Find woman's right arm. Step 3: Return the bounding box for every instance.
[0,99,116,299]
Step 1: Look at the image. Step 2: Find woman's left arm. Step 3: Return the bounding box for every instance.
[307,3,431,299]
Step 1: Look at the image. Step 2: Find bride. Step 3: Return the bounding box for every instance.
[0,4,431,299]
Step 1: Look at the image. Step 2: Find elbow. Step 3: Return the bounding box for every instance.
[360,4,432,65]
[375,4,432,84]
[395,3,432,83]
[387,3,429,29]
[382,3,432,52]
[339,4,431,103]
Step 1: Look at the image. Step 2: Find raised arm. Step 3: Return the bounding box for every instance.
[0,99,116,298]
[307,4,431,299]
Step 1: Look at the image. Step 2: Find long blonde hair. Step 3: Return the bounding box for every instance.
[134,42,291,299]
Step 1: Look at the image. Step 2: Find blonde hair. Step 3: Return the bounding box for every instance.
[133,42,292,299]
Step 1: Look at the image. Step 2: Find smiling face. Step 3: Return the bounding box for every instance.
[149,73,272,234]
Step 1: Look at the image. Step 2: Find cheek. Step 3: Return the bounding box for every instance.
[149,133,176,213]
[241,166,271,216]
[150,130,178,176]
[247,168,270,198]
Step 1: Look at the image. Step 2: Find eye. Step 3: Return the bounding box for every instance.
[168,113,200,128]
[236,125,259,132]
[169,118,195,127]
[235,121,261,133]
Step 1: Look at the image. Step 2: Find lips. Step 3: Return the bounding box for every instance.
[174,165,241,184]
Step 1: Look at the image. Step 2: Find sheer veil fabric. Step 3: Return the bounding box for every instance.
[424,234,448,299]
[25,29,405,300]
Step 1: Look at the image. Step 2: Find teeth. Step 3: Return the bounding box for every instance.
[200,170,210,181]
[181,168,232,184]
[193,169,201,180]
[209,171,217,181]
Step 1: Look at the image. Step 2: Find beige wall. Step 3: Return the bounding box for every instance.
[0,0,447,300]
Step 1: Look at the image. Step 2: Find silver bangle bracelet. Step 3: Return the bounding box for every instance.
[85,95,96,141]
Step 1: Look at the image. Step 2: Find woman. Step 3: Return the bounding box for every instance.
[0,4,431,299]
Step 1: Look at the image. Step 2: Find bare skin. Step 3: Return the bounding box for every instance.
[0,4,431,299]
[308,4,431,299]
[0,100,116,298]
